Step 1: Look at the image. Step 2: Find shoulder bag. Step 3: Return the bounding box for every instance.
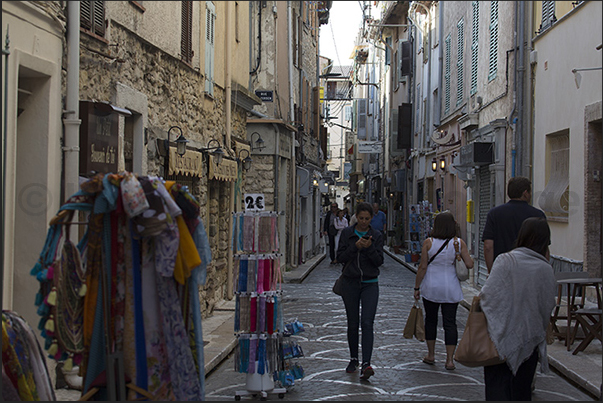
[428,238,451,265]
[454,296,506,367]
[454,237,469,281]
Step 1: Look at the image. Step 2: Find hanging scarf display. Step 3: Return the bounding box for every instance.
[29,172,211,401]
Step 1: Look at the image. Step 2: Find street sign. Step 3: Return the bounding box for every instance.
[255,90,273,102]
[358,140,383,154]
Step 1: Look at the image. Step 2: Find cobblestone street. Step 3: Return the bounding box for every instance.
[204,254,594,401]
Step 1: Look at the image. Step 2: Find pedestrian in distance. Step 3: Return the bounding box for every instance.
[335,202,384,381]
[483,176,546,273]
[414,211,473,371]
[479,217,556,401]
[323,202,339,265]
[370,202,386,234]
[342,207,351,223]
[333,208,349,263]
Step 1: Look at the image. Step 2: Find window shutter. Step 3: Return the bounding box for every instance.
[390,107,403,156]
[80,1,105,37]
[385,37,392,66]
[456,18,464,106]
[488,1,499,82]
[400,40,413,78]
[470,1,479,95]
[398,103,412,150]
[205,1,216,95]
[80,1,92,31]
[444,35,451,114]
[181,1,193,64]
[541,1,556,31]
[357,98,367,140]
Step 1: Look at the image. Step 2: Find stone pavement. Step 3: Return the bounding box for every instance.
[51,248,602,400]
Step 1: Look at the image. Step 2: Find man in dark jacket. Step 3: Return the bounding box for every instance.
[482,176,546,273]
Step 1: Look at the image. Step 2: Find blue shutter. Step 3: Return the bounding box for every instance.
[444,35,451,114]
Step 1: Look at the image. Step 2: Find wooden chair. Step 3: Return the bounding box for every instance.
[571,307,602,355]
[549,271,589,342]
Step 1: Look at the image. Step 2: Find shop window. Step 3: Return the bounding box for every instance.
[538,131,569,220]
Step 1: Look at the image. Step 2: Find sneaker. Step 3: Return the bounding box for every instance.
[345,359,359,373]
[360,363,374,380]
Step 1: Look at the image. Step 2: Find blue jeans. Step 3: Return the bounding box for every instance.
[341,277,379,364]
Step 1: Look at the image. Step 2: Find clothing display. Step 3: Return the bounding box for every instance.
[30,173,211,401]
[232,211,299,400]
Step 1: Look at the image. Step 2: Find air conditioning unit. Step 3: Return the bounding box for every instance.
[459,142,494,167]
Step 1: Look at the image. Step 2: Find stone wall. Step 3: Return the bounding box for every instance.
[78,21,248,318]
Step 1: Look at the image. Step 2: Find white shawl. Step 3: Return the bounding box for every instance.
[480,247,556,375]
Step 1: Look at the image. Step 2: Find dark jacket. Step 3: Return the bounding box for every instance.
[336,224,384,281]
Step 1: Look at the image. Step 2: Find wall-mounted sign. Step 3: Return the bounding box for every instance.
[169,148,203,176]
[358,140,383,154]
[244,193,265,210]
[209,156,238,181]
[255,90,273,102]
[79,100,119,175]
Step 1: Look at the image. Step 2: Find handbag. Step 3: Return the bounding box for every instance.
[332,274,344,296]
[453,237,469,281]
[454,296,505,367]
[403,302,426,341]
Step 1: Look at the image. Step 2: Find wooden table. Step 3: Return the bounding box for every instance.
[556,277,602,351]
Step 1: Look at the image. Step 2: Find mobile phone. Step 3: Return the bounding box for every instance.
[362,235,370,239]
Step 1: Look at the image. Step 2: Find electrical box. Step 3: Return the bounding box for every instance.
[460,142,494,167]
[466,200,474,223]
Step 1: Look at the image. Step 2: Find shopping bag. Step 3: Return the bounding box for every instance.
[403,302,425,341]
[454,296,505,367]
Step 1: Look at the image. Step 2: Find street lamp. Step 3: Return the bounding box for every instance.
[238,149,252,171]
[250,132,265,151]
[163,126,189,177]
[431,157,437,172]
[201,138,225,165]
[440,157,446,171]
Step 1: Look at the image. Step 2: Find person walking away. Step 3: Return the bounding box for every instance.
[323,202,339,264]
[414,212,473,370]
[336,202,384,380]
[482,177,545,273]
[333,208,349,263]
[343,207,351,223]
[479,217,556,401]
[370,203,386,234]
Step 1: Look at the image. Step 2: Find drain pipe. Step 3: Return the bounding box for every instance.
[2,27,10,310]
[288,1,299,266]
[225,2,234,300]
[63,2,81,203]
[516,1,526,178]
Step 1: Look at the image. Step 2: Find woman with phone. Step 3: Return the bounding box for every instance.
[335,202,384,380]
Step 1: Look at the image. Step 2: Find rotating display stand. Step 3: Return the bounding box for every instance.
[232,211,287,401]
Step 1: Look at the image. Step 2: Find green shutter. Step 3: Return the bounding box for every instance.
[488,1,499,82]
[457,18,464,107]
[471,1,479,95]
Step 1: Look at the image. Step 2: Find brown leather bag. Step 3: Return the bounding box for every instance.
[454,296,506,367]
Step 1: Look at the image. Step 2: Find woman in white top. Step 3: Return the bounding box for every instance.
[413,212,473,370]
[333,209,349,263]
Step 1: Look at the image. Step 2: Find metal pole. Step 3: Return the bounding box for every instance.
[2,26,10,312]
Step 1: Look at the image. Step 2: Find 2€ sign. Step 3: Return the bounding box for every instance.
[244,193,265,211]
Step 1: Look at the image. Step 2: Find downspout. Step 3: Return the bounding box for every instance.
[288,1,298,266]
[516,1,526,178]
[2,27,10,310]
[63,2,81,205]
[434,1,444,127]
[225,2,234,300]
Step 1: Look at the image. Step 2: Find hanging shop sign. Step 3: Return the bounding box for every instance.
[358,140,383,154]
[209,156,238,181]
[169,148,203,176]
[79,100,119,175]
